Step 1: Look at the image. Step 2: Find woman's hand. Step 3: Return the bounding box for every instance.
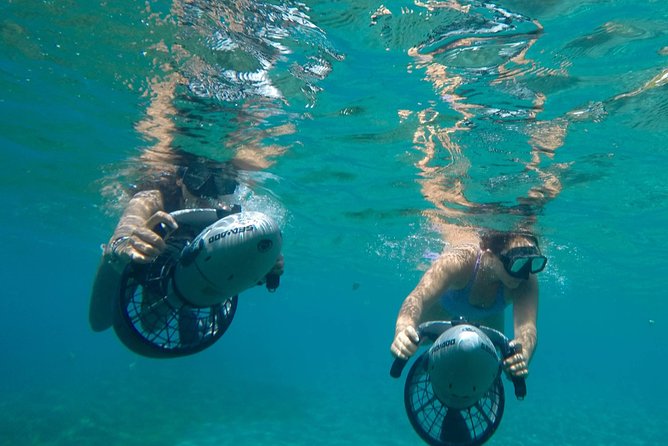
[391,325,420,360]
[257,254,284,291]
[269,253,284,277]
[107,211,178,266]
[503,340,529,378]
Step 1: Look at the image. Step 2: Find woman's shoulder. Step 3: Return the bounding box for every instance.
[441,244,478,263]
[430,244,478,282]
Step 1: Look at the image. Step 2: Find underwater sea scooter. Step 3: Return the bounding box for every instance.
[112,207,282,358]
[390,319,527,446]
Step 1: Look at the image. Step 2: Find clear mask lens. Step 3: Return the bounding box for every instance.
[530,256,547,273]
[510,257,530,274]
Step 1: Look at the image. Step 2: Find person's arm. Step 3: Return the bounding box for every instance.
[504,275,538,377]
[89,190,178,332]
[103,190,179,271]
[391,288,427,359]
[390,252,462,359]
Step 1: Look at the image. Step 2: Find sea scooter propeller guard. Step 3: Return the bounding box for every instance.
[391,320,526,446]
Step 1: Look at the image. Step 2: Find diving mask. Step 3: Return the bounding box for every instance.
[499,246,547,280]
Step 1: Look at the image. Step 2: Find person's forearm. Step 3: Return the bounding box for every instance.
[515,324,537,363]
[395,260,451,335]
[395,293,424,335]
[107,190,164,247]
[512,278,539,363]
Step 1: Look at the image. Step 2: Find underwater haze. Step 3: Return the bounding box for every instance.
[1,0,667,445]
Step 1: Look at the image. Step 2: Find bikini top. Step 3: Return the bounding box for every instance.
[439,250,507,320]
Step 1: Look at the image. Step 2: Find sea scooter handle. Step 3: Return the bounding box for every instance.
[155,206,280,293]
[390,319,526,400]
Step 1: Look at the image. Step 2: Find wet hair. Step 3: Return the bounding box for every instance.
[479,230,539,255]
[127,169,182,212]
[177,160,238,199]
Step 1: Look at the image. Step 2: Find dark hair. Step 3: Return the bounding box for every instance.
[127,151,238,212]
[178,160,238,199]
[127,169,182,212]
[480,230,539,255]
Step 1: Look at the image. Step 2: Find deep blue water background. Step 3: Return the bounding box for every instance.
[1,0,667,445]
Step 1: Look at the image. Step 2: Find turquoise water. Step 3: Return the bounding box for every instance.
[1,0,667,444]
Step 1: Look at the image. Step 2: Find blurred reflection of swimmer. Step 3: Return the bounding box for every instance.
[89,0,340,331]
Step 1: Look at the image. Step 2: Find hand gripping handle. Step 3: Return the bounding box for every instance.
[389,321,452,379]
[506,342,527,400]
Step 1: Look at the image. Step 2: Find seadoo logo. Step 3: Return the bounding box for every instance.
[208,225,255,243]
[431,338,456,353]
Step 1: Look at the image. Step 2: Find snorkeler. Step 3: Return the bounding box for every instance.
[390,230,544,379]
[87,0,339,354]
[86,17,287,355]
[87,151,285,358]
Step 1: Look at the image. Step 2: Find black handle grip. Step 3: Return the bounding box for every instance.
[390,357,409,379]
[512,376,527,400]
[506,342,527,400]
[265,273,280,292]
[154,222,168,238]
